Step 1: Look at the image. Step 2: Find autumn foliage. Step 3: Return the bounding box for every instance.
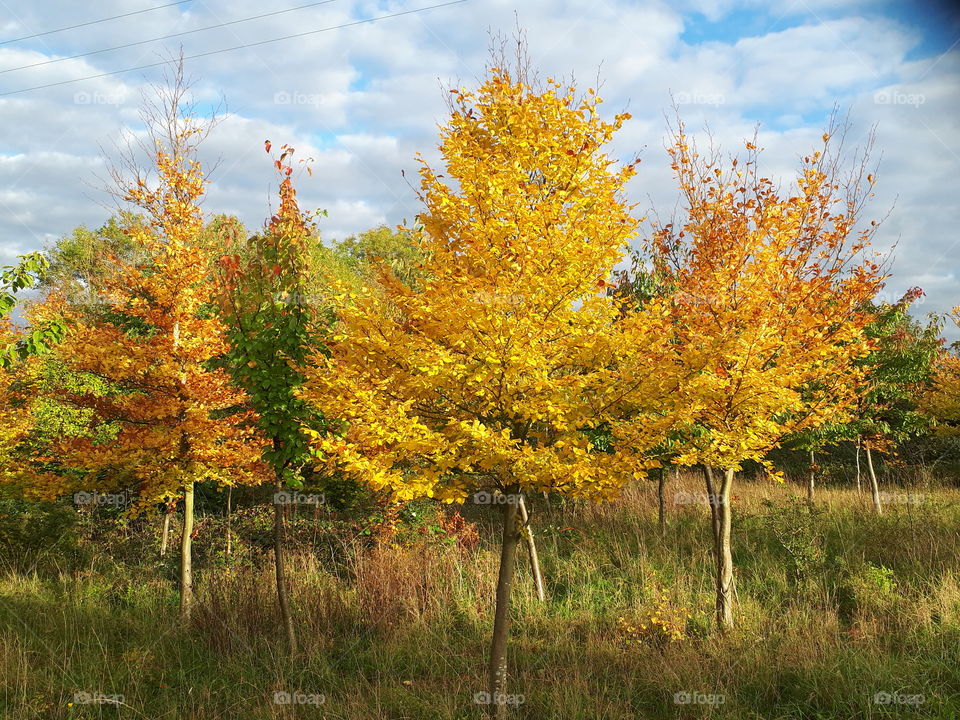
[924,307,960,436]
[648,123,886,472]
[39,128,268,507]
[298,68,670,504]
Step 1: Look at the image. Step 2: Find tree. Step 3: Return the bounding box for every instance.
[0,321,35,482]
[331,224,427,289]
[299,61,672,717]
[845,290,942,512]
[39,76,268,618]
[786,407,865,504]
[0,255,67,489]
[0,253,66,367]
[647,118,886,630]
[41,213,246,314]
[214,142,326,653]
[922,307,960,437]
[40,214,147,312]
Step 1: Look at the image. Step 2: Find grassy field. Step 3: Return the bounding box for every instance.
[1,474,959,719]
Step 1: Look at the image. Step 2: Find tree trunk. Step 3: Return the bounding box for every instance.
[174,320,193,619]
[865,440,883,514]
[702,466,720,548]
[657,467,667,537]
[179,482,194,618]
[807,450,815,506]
[160,502,172,557]
[225,486,232,557]
[855,439,862,493]
[715,469,735,630]
[487,489,521,719]
[274,481,298,654]
[517,495,545,602]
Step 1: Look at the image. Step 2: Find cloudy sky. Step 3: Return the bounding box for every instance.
[1,0,958,337]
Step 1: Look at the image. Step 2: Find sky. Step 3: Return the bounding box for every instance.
[1,0,958,338]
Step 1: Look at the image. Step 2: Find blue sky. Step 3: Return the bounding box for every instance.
[0,0,958,338]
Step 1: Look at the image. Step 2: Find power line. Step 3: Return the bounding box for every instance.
[0,0,469,98]
[0,1,193,46]
[2,0,340,75]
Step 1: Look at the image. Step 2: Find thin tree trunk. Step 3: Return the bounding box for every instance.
[225,486,232,557]
[865,440,883,514]
[715,469,735,630]
[807,450,815,506]
[160,502,172,557]
[702,465,720,548]
[179,481,194,618]
[487,488,521,719]
[174,319,193,619]
[855,439,862,493]
[517,496,545,602]
[657,467,667,537]
[274,481,298,654]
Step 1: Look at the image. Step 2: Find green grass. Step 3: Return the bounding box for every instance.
[1,477,959,719]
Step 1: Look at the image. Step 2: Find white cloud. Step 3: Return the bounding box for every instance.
[0,0,956,337]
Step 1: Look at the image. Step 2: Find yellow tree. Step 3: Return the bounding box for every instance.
[648,119,886,629]
[922,307,960,436]
[40,89,269,618]
[299,63,675,716]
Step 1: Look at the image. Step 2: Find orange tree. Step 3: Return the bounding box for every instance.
[298,65,677,717]
[39,116,268,618]
[646,119,886,630]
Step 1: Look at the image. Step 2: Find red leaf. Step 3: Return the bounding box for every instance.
[264,140,272,153]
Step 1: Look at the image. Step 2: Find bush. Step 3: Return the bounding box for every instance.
[0,498,85,575]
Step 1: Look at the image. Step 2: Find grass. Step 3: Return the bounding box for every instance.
[1,474,959,719]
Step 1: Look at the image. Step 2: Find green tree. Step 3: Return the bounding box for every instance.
[0,253,66,367]
[331,224,427,288]
[214,143,326,654]
[849,289,942,512]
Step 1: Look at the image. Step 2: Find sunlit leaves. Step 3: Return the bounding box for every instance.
[299,66,670,504]
[37,128,270,508]
[645,120,887,471]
